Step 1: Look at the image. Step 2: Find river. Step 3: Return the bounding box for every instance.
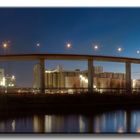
[0,109,139,133]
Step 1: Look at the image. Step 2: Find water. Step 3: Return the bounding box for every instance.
[0,110,140,133]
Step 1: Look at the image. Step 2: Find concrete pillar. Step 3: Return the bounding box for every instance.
[125,62,131,94]
[40,58,45,94]
[88,58,94,93]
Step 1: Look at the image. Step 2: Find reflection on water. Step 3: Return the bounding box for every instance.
[93,111,127,133]
[131,111,140,133]
[1,110,140,133]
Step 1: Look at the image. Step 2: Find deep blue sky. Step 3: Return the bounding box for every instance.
[1,8,140,86]
[1,8,140,56]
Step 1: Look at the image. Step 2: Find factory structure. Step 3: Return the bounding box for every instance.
[0,68,16,88]
[33,64,134,93]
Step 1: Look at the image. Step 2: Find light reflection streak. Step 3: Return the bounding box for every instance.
[0,110,140,133]
[0,122,5,131]
[33,115,39,132]
[45,115,52,133]
[94,116,100,133]
[118,126,124,133]
[79,116,86,132]
[137,128,140,133]
[11,120,16,131]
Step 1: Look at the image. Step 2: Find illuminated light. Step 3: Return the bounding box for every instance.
[94,45,98,50]
[45,70,52,73]
[79,75,83,78]
[93,85,96,88]
[18,89,21,93]
[81,76,85,81]
[68,89,74,94]
[60,91,64,94]
[80,75,88,83]
[2,41,10,51]
[3,43,8,48]
[1,77,5,86]
[45,69,58,73]
[83,77,86,80]
[66,43,72,49]
[79,74,89,86]
[137,50,140,54]
[133,79,136,88]
[117,47,122,52]
[12,75,15,80]
[36,43,40,47]
[100,89,103,94]
[85,79,88,83]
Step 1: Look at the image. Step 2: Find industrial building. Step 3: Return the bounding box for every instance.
[0,68,16,88]
[33,64,126,93]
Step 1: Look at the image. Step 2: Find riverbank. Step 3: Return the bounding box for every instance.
[0,93,140,114]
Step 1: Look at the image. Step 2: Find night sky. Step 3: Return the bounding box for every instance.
[0,8,140,86]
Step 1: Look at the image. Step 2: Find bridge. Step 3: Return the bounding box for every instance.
[0,53,139,94]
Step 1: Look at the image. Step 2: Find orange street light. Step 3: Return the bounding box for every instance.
[2,41,10,55]
[3,43,8,48]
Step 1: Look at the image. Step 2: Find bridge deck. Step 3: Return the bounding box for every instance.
[0,53,139,63]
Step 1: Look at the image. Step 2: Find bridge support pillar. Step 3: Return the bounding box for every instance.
[40,58,45,94]
[88,58,94,93]
[125,61,132,94]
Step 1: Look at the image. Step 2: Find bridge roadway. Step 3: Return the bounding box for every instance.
[0,53,138,94]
